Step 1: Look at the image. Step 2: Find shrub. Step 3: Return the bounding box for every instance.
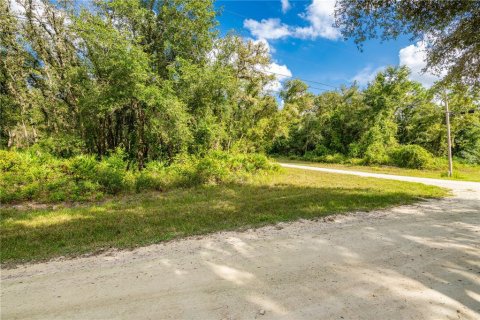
[0,149,278,203]
[173,151,278,186]
[363,142,390,165]
[96,149,128,194]
[348,142,362,158]
[389,145,434,169]
[96,167,125,194]
[71,180,103,201]
[312,145,331,157]
[301,151,319,162]
[321,153,346,164]
[195,153,230,184]
[69,155,98,181]
[239,153,278,172]
[135,162,168,192]
[345,158,364,166]
[0,150,49,202]
[301,151,346,164]
[0,149,23,171]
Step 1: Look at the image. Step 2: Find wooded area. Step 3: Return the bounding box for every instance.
[1,0,479,170]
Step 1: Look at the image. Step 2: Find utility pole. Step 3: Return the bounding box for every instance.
[444,90,453,177]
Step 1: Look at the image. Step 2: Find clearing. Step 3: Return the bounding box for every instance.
[1,165,479,319]
[0,168,445,264]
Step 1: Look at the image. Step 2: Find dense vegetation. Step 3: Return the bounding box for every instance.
[1,0,283,165]
[0,149,277,203]
[274,68,480,168]
[1,0,479,205]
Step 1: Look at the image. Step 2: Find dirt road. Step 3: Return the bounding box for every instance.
[2,164,479,319]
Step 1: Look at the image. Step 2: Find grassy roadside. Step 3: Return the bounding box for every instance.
[276,158,480,182]
[0,168,448,264]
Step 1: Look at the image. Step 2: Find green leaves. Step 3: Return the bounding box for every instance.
[2,0,478,168]
[273,66,480,165]
[334,0,480,88]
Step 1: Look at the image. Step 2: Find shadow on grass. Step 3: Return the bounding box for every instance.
[0,181,440,264]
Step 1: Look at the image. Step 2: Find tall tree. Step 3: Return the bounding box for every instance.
[335,0,480,87]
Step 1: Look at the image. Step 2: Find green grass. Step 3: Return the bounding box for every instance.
[0,168,448,264]
[277,158,480,182]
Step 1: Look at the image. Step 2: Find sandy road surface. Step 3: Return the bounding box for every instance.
[1,164,479,320]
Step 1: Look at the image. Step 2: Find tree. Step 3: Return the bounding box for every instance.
[439,84,480,163]
[334,0,480,87]
[95,0,218,78]
[314,86,367,156]
[212,35,280,152]
[359,66,419,163]
[74,7,192,166]
[2,0,478,167]
[169,57,237,153]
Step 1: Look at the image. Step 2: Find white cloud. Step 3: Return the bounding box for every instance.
[351,66,385,87]
[244,0,341,42]
[352,41,445,88]
[247,38,291,92]
[281,0,291,13]
[256,60,292,92]
[267,62,292,80]
[293,0,340,40]
[399,41,442,87]
[351,41,444,88]
[263,62,292,92]
[243,18,291,40]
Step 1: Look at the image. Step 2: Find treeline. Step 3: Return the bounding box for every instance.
[275,67,480,167]
[1,0,479,169]
[1,0,280,167]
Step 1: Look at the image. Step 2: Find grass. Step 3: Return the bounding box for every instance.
[0,168,448,264]
[276,158,480,182]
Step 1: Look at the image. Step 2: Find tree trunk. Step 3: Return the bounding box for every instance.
[135,101,146,170]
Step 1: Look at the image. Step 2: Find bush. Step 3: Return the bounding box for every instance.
[69,155,98,181]
[0,149,279,203]
[321,153,346,164]
[347,142,362,158]
[301,151,346,164]
[389,145,434,169]
[345,158,364,166]
[0,149,23,171]
[171,151,279,186]
[36,135,85,158]
[363,142,390,165]
[135,162,168,192]
[312,145,331,157]
[96,150,128,194]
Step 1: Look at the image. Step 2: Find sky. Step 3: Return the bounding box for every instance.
[215,0,439,93]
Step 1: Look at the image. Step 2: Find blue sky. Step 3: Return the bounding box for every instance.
[214,0,437,93]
